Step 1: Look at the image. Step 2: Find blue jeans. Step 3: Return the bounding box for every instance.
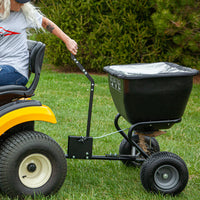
[0,65,28,86]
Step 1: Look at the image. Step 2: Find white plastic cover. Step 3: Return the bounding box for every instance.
[104,62,199,79]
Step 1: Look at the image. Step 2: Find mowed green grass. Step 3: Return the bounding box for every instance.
[1,68,199,200]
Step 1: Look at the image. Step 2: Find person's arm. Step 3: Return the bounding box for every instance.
[42,17,78,55]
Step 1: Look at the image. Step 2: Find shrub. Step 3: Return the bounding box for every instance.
[36,0,200,71]
[36,0,161,71]
[151,0,200,69]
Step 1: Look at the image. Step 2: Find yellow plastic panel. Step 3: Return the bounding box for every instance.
[0,105,57,136]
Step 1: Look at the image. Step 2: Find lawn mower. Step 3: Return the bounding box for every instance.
[0,40,198,198]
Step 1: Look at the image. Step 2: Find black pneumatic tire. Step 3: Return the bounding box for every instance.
[0,131,67,198]
[119,135,160,167]
[140,151,188,196]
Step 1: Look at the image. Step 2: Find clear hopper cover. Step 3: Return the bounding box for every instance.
[104,62,199,79]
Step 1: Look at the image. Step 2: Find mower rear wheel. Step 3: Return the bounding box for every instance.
[119,135,160,167]
[0,131,67,198]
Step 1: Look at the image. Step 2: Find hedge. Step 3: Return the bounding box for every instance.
[35,0,200,71]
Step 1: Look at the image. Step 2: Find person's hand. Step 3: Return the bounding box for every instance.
[65,38,78,55]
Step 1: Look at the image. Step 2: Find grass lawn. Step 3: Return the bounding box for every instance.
[1,66,199,200]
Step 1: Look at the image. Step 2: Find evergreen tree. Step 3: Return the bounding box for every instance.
[152,0,200,68]
[36,0,200,71]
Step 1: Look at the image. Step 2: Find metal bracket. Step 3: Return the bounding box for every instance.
[67,136,93,159]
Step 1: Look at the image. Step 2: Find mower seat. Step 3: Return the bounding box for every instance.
[0,40,45,106]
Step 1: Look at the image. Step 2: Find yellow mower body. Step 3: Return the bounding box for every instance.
[0,103,57,136]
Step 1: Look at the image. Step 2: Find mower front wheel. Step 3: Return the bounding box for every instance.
[0,131,67,198]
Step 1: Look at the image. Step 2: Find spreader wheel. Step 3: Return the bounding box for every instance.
[140,151,188,196]
[119,135,160,167]
[0,131,67,198]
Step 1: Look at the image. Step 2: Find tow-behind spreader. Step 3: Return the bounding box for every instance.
[0,40,198,198]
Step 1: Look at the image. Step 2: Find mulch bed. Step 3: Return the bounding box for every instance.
[49,64,200,84]
[193,71,200,84]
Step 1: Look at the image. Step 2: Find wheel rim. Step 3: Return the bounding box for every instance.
[154,165,179,190]
[19,153,52,188]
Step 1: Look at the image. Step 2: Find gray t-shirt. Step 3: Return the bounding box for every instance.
[0,11,43,79]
